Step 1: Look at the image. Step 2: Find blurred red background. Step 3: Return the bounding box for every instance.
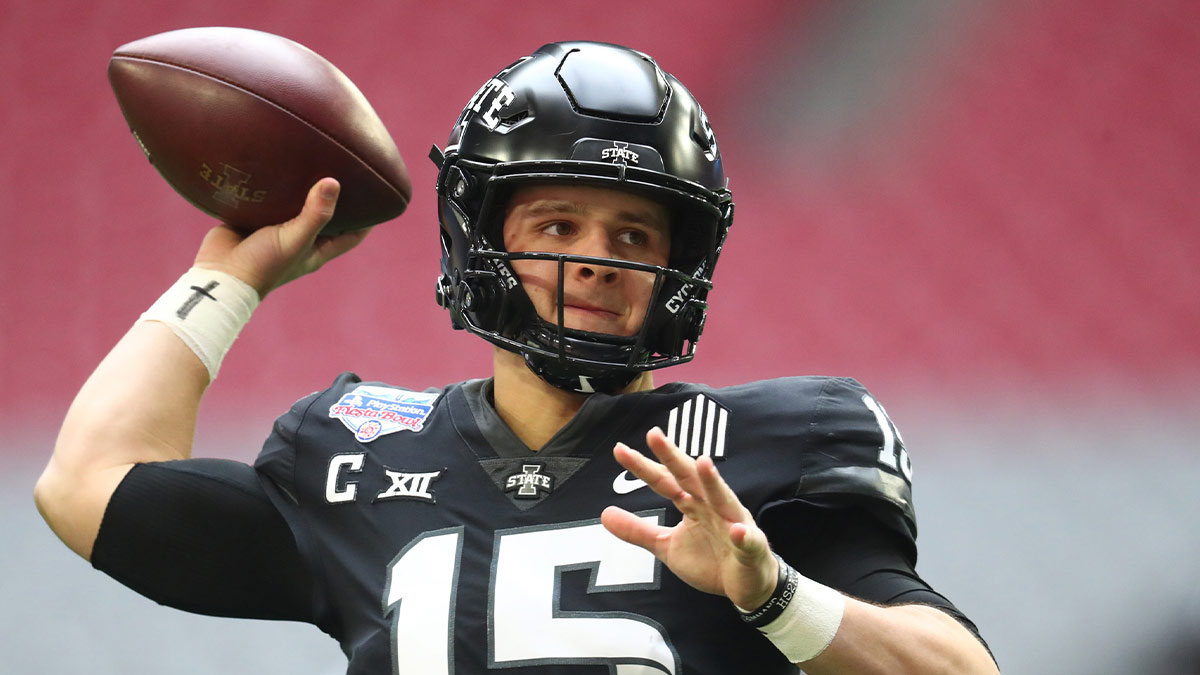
[3,0,1197,437]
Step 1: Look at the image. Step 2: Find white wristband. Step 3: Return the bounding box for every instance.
[738,556,846,663]
[139,267,261,380]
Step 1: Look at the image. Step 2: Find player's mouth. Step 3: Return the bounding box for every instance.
[564,301,620,318]
[561,301,628,334]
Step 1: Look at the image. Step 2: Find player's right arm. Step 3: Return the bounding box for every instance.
[34,178,363,560]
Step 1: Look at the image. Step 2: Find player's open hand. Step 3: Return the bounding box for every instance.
[194,178,372,297]
[601,427,779,611]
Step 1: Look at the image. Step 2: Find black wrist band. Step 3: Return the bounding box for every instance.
[739,553,800,628]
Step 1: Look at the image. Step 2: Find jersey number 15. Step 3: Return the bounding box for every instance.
[385,513,679,674]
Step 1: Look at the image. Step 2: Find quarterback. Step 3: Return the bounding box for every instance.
[36,42,998,674]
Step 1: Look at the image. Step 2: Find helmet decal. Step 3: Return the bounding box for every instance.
[464,78,516,132]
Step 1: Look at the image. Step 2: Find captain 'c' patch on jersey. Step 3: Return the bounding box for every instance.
[328,385,439,442]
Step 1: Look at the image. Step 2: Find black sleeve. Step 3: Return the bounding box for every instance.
[91,458,317,623]
[761,502,992,656]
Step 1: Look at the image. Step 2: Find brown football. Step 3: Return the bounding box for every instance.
[108,26,411,234]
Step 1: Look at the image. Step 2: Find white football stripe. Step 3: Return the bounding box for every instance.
[702,397,717,457]
[714,407,728,458]
[687,394,701,456]
[678,399,692,451]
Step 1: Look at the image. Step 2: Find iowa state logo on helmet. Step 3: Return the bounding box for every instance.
[328,385,439,442]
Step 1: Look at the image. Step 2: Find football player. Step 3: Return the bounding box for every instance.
[36,42,998,674]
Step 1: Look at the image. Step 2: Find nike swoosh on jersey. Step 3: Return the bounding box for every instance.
[612,470,648,495]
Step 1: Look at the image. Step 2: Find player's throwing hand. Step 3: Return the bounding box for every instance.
[601,427,780,612]
[194,178,371,298]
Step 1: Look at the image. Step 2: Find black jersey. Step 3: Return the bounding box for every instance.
[247,373,919,674]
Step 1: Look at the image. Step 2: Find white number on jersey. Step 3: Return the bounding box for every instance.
[862,394,913,483]
[384,514,679,674]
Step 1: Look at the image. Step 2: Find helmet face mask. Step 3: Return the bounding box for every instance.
[433,41,734,394]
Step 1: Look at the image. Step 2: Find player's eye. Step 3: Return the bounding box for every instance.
[541,221,574,236]
[616,229,649,247]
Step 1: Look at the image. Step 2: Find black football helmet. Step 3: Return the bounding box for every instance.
[432,41,734,394]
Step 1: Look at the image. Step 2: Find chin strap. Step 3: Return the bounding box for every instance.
[518,319,645,395]
[522,352,639,395]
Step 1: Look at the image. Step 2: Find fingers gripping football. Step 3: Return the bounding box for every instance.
[194,178,372,297]
[602,427,778,610]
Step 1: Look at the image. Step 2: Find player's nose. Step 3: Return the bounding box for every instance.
[571,228,621,283]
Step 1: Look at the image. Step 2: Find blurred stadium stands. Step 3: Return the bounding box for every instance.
[2,1,1197,673]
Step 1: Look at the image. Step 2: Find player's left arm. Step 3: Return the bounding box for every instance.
[601,427,998,675]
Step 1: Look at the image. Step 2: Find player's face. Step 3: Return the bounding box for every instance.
[503,184,671,337]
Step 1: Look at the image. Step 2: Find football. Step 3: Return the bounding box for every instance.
[108,26,411,234]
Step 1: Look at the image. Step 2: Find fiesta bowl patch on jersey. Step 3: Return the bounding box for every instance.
[329,385,439,441]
